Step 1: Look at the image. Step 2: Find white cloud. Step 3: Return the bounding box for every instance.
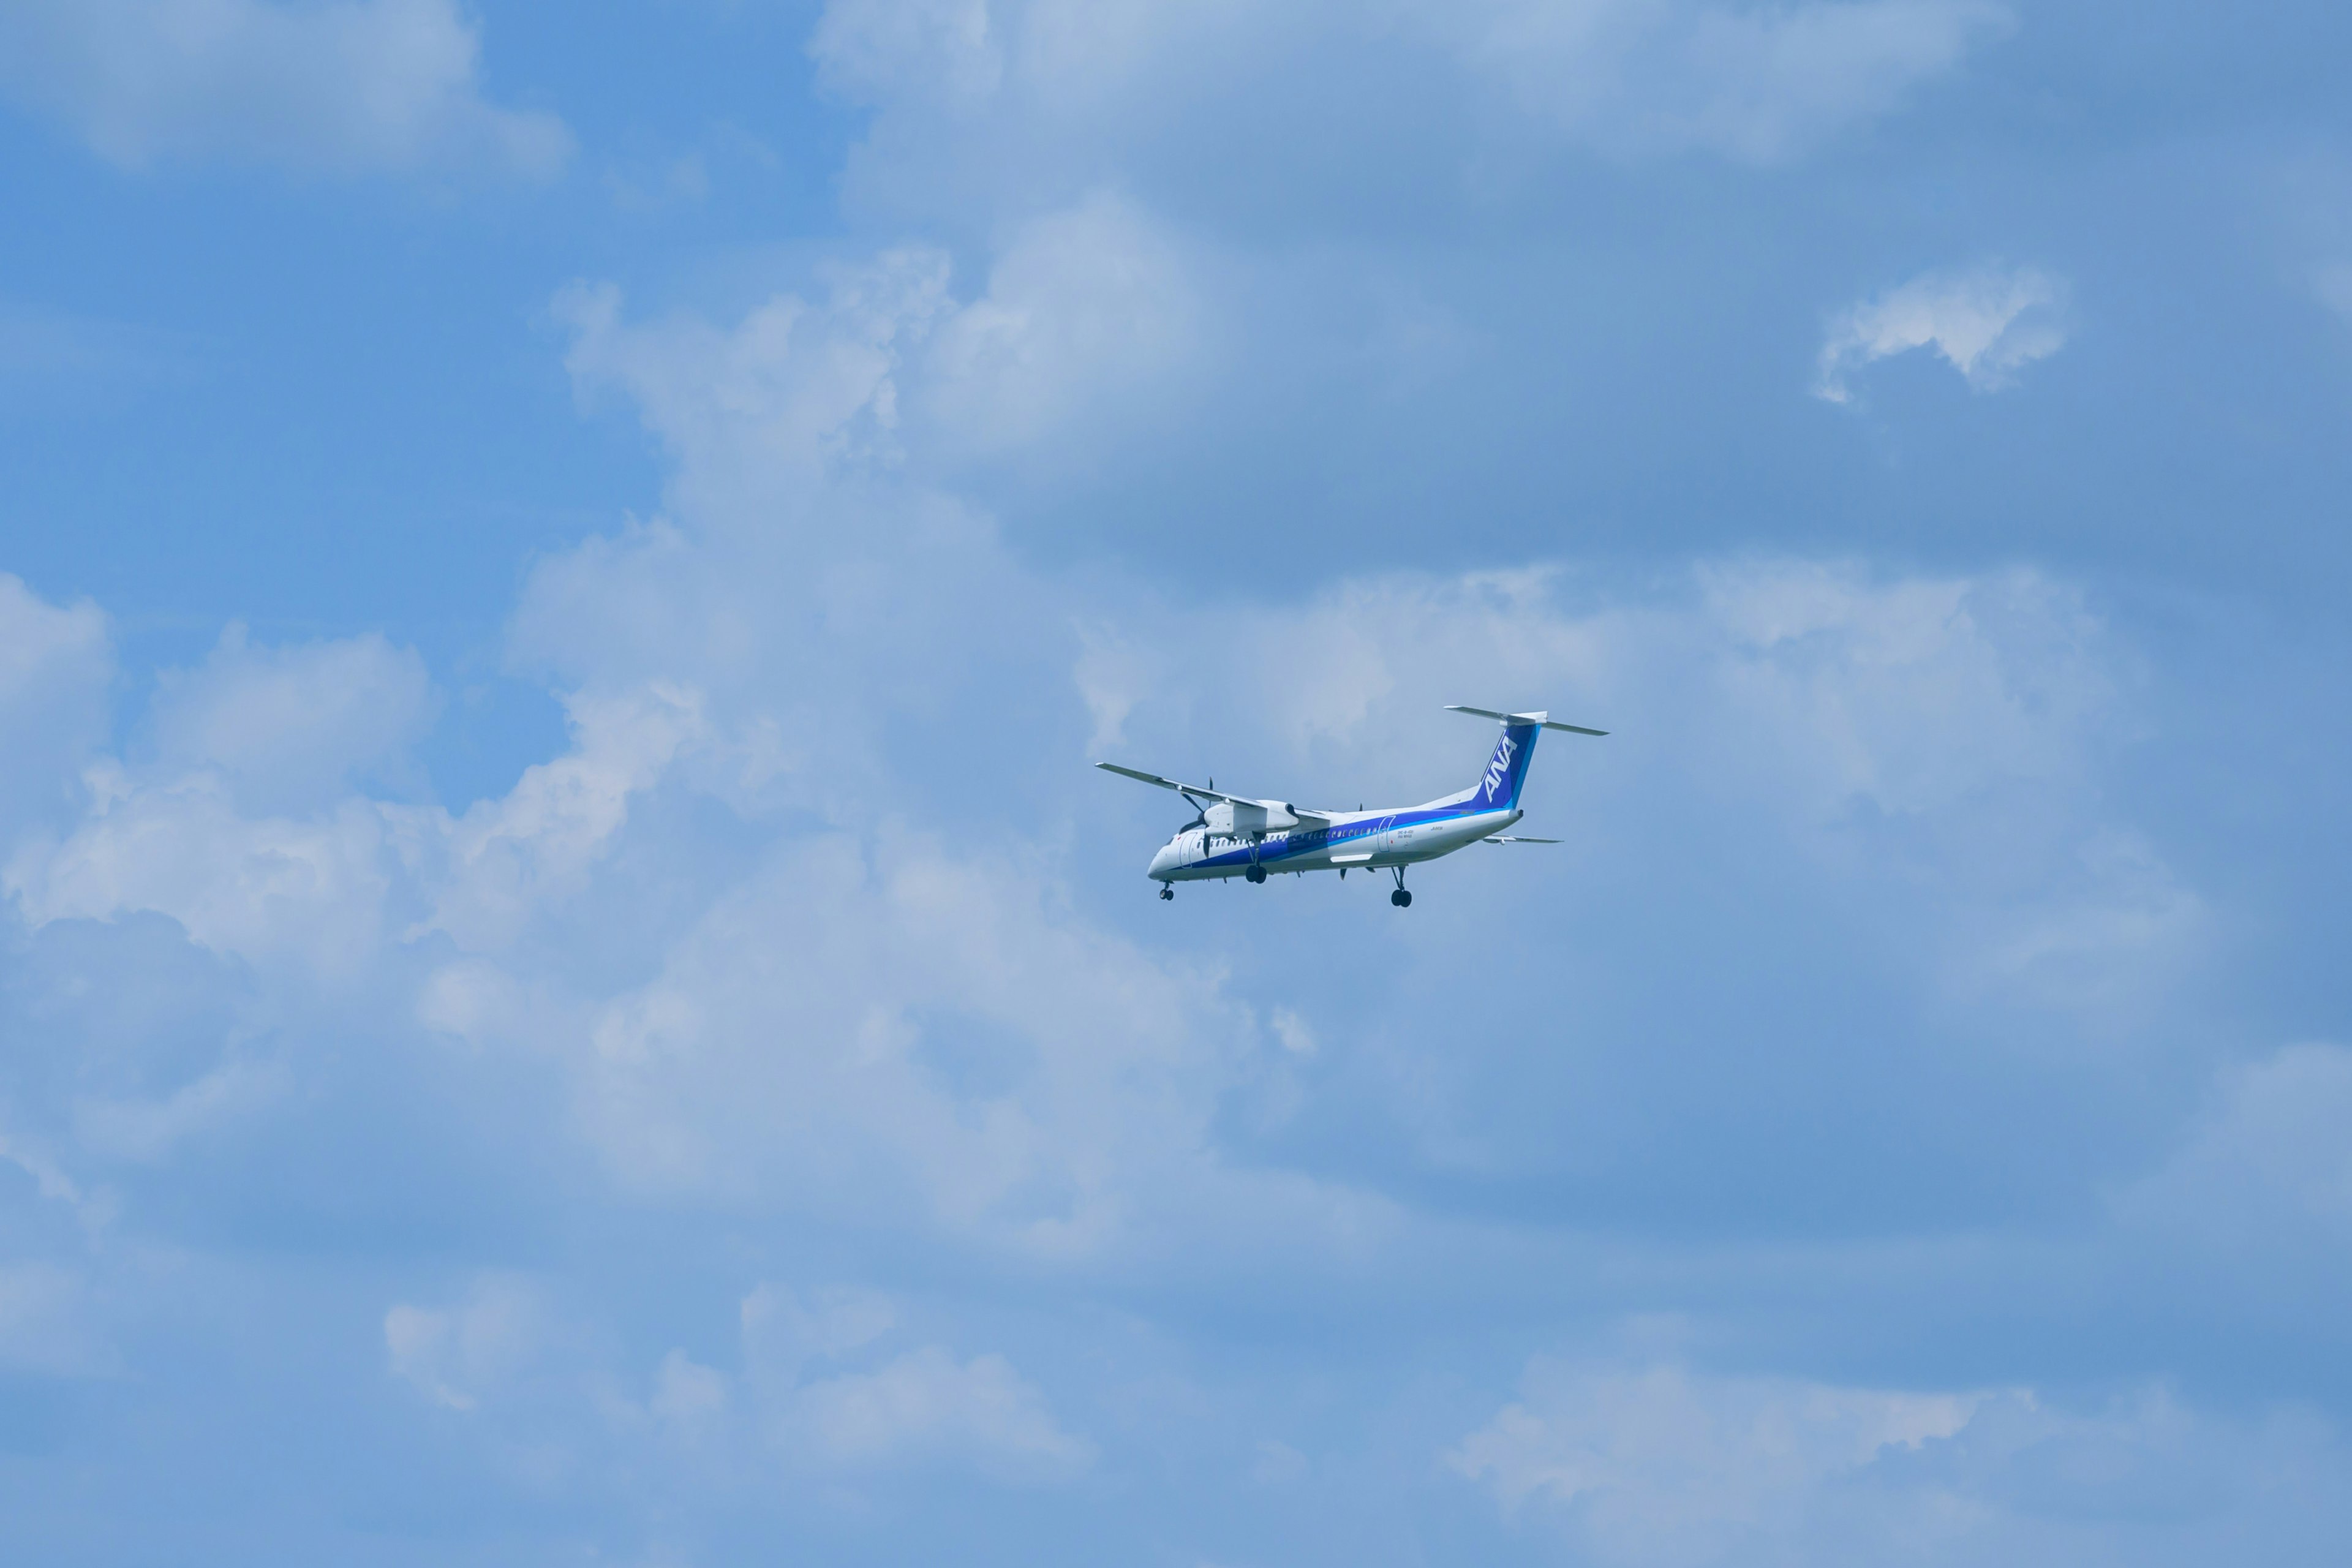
[1693,560,2111,815]
[385,1275,552,1412]
[0,224,2214,1562]
[70,1055,285,1165]
[1269,1007,1317,1057]
[0,0,571,178]
[1452,1358,2352,1567]
[1091,558,2192,1025]
[783,1344,1092,1479]
[648,1348,729,1431]
[2121,1042,2352,1248]
[738,1284,1088,1480]
[2,257,2183,1261]
[812,0,1003,107]
[0,301,193,413]
[1118,559,2106,820]
[0,1262,115,1376]
[1816,262,2068,402]
[560,192,1202,492]
[742,1284,899,1381]
[554,828,1302,1254]
[150,624,435,815]
[372,1276,1084,1485]
[918,189,1204,456]
[2316,263,2352,328]
[4,672,706,976]
[556,254,954,514]
[1451,1359,1982,1563]
[805,0,2008,227]
[410,682,709,952]
[7,771,399,979]
[1451,0,2011,164]
[0,573,111,841]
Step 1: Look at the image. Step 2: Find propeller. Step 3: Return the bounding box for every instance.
[1177,780,1213,834]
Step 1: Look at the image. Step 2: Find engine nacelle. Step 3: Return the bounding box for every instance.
[1205,800,1300,837]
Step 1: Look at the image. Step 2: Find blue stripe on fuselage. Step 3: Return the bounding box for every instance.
[1185,803,1489,870]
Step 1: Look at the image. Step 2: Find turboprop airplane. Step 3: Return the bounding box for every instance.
[1096,706,1606,907]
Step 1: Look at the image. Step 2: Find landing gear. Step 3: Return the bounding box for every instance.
[1389,867,1412,908]
[1245,865,1267,884]
[1159,886,1174,901]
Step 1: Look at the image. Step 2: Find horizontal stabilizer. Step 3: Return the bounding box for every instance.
[1445,704,1607,736]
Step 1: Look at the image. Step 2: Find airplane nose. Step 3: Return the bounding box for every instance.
[1147,843,1175,880]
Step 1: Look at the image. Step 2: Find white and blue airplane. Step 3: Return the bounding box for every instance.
[1098,706,1607,907]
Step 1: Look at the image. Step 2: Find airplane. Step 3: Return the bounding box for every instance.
[1096,706,1607,907]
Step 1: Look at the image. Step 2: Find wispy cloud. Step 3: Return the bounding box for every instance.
[1452,0,2013,164]
[0,0,570,178]
[1815,262,2068,402]
[2316,263,2352,328]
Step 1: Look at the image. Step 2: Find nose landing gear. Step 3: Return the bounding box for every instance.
[1159,885,1174,901]
[1389,867,1412,908]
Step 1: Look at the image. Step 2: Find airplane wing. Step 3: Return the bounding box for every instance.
[1481,835,1561,843]
[1094,763,1333,824]
[1445,705,1607,736]
[1094,763,1255,805]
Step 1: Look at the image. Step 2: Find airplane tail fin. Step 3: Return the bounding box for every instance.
[1445,706,1608,810]
[1474,719,1543,810]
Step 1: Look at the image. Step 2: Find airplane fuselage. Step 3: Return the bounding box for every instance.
[1148,804,1523,883]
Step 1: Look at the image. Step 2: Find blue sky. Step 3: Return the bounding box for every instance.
[2,2,2350,1562]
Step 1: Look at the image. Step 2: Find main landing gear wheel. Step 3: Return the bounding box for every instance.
[1245,865,1267,884]
[1389,867,1411,908]
[1159,886,1174,901]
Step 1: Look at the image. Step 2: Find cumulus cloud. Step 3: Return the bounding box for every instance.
[0,301,194,414]
[557,254,956,503]
[1110,559,2149,865]
[741,1284,1088,1479]
[2,6,2342,1557]
[785,1346,1092,1477]
[385,1275,553,1411]
[2120,1042,2352,1250]
[647,1347,729,1432]
[0,1262,116,1376]
[376,1275,1085,1488]
[1449,0,2012,164]
[1816,262,2069,402]
[1451,1359,1981,1561]
[0,0,571,178]
[1452,1357,2352,1566]
[2316,263,2352,328]
[7,264,2180,1257]
[150,624,435,815]
[412,682,710,952]
[812,0,1003,107]
[0,228,2181,1283]
[6,657,703,978]
[551,828,1321,1254]
[0,573,111,840]
[0,197,2279,1559]
[804,0,2008,227]
[8,771,401,979]
[560,192,1202,496]
[742,1283,900,1377]
[920,190,1204,454]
